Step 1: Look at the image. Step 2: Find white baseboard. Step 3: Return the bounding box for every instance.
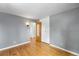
[42,41,50,44]
[0,41,30,51]
[50,44,79,56]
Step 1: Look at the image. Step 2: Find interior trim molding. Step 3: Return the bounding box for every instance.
[0,41,30,51]
[50,44,79,56]
[42,41,50,44]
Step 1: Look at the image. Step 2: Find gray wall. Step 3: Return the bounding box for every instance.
[41,16,50,43]
[50,8,79,54]
[0,12,34,49]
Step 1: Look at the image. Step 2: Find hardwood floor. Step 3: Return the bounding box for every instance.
[0,41,75,56]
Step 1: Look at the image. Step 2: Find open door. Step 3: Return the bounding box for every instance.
[36,20,42,42]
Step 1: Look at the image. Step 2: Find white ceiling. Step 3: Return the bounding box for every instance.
[0,3,79,19]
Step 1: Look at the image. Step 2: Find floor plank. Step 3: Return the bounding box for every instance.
[0,42,75,56]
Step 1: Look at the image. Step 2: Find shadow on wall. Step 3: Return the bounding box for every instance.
[0,12,35,49]
[50,7,79,54]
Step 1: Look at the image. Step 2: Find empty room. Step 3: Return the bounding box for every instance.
[0,3,79,56]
